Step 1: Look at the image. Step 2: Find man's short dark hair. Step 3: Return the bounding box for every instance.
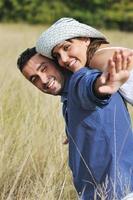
[17,47,37,72]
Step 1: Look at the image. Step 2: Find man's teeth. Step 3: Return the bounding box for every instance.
[48,79,55,89]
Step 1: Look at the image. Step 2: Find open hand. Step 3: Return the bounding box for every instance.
[98,50,132,94]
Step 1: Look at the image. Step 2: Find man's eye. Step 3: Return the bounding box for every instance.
[41,65,47,72]
[31,76,38,84]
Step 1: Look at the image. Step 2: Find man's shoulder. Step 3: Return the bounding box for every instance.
[70,67,95,79]
[69,67,100,91]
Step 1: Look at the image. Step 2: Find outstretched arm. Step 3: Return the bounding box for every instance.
[90,47,133,72]
[94,50,133,97]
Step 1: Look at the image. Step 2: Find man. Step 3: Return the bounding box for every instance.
[17,47,133,199]
[17,47,66,96]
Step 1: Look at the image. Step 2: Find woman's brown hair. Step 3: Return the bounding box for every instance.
[86,38,109,65]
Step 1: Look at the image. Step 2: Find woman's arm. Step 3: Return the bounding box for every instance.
[90,47,133,72]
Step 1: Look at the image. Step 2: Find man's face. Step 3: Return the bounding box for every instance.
[22,54,65,95]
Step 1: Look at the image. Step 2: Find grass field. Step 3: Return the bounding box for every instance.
[0,23,133,199]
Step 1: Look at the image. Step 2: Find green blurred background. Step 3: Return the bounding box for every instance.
[0,0,133,31]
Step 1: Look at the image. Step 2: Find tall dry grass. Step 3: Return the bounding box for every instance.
[0,23,133,199]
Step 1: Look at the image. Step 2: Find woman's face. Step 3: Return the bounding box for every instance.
[52,38,90,72]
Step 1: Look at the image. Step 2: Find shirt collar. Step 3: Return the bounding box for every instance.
[60,71,72,103]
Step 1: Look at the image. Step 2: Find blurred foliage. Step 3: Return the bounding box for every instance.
[0,0,133,31]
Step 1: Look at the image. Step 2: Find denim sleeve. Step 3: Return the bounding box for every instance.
[71,69,111,110]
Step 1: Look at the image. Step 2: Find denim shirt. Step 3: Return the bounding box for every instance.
[61,68,133,200]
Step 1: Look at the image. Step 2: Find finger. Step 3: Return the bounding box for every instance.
[99,85,115,94]
[112,51,117,62]
[121,50,128,70]
[108,58,116,80]
[129,50,133,56]
[113,50,120,63]
[115,51,122,72]
[99,72,107,84]
[127,55,132,70]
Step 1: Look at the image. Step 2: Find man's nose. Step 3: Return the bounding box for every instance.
[39,73,48,84]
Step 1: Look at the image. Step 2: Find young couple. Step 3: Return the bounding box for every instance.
[17,18,133,200]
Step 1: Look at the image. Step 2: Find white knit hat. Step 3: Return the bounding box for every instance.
[36,17,108,59]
